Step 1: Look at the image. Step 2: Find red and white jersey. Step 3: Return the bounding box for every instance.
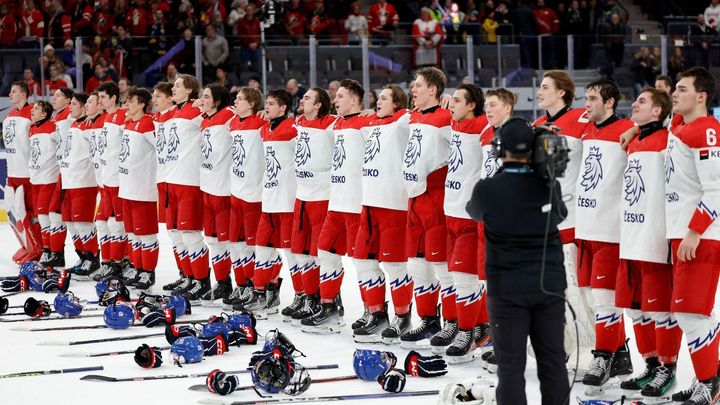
[229,114,265,202]
[403,106,452,197]
[665,114,720,241]
[620,123,669,263]
[119,114,157,202]
[28,119,59,185]
[294,114,337,201]
[200,107,235,197]
[329,114,374,214]
[261,117,297,213]
[445,115,488,219]
[98,108,127,187]
[60,119,96,189]
[165,102,204,186]
[54,107,73,165]
[362,110,410,211]
[479,125,501,179]
[533,107,589,233]
[154,106,177,184]
[3,103,33,178]
[89,114,106,186]
[575,116,635,243]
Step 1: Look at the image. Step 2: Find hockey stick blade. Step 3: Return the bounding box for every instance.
[39,332,165,346]
[197,389,440,405]
[59,346,172,358]
[0,365,104,379]
[81,364,339,382]
[188,375,358,392]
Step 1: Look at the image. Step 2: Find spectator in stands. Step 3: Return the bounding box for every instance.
[23,68,41,96]
[202,24,229,81]
[655,75,673,93]
[630,46,651,96]
[40,44,59,78]
[45,0,71,48]
[173,28,196,74]
[705,0,720,32]
[177,0,198,33]
[690,14,712,67]
[495,1,514,38]
[247,76,261,90]
[328,80,340,102]
[412,7,444,68]
[283,0,307,45]
[483,11,499,44]
[60,40,75,68]
[0,4,17,48]
[564,0,589,68]
[444,2,465,44]
[368,89,378,108]
[215,66,237,90]
[227,0,248,36]
[515,0,537,68]
[601,0,624,23]
[18,0,44,48]
[93,0,114,37]
[201,0,227,30]
[668,47,687,82]
[126,0,150,38]
[463,0,482,43]
[95,55,119,82]
[148,10,170,58]
[581,0,601,36]
[429,0,445,21]
[237,3,261,72]
[308,0,333,41]
[72,0,94,39]
[118,78,131,105]
[45,62,68,93]
[115,25,135,79]
[602,13,625,75]
[345,2,368,45]
[59,63,74,89]
[165,62,179,83]
[286,78,306,115]
[85,64,112,93]
[533,0,559,69]
[368,0,399,45]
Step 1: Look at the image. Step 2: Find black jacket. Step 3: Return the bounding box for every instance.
[466,162,567,296]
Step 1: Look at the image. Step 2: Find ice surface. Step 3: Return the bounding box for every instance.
[0,224,699,404]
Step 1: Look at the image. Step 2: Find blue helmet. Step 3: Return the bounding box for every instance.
[353,349,396,381]
[225,312,256,330]
[171,336,204,365]
[200,321,230,342]
[54,291,83,317]
[103,302,136,329]
[20,261,44,292]
[164,294,189,316]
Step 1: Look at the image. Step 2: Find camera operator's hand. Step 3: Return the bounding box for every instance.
[678,230,701,262]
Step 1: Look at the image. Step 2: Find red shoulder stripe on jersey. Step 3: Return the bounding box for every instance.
[676,116,720,149]
[298,114,338,130]
[29,120,56,136]
[173,103,202,120]
[8,103,33,119]
[261,117,296,141]
[627,128,668,154]
[230,114,266,131]
[409,108,452,127]
[452,115,488,133]
[334,114,374,130]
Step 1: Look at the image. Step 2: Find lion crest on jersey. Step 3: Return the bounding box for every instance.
[448,133,464,173]
[156,124,166,157]
[97,127,108,156]
[89,133,97,159]
[484,148,499,178]
[119,133,130,163]
[265,146,282,180]
[580,146,603,191]
[332,134,347,170]
[232,136,246,172]
[167,123,180,155]
[4,120,16,145]
[30,138,40,167]
[405,128,422,168]
[295,131,311,167]
[665,139,675,184]
[201,129,212,160]
[623,159,645,207]
[63,133,72,158]
[365,127,381,164]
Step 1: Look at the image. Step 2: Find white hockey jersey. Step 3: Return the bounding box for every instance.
[3,103,33,179]
[200,107,235,197]
[479,125,501,180]
[403,106,452,197]
[361,110,410,211]
[229,114,265,202]
[665,114,720,241]
[154,106,177,184]
[98,109,127,187]
[619,123,669,263]
[575,116,635,243]
[261,117,297,213]
[89,114,105,187]
[54,107,73,166]
[445,115,488,219]
[119,114,158,202]
[328,114,375,214]
[28,119,59,185]
[60,119,96,189]
[165,102,204,187]
[294,114,337,201]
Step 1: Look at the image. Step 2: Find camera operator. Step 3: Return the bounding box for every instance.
[466,117,569,405]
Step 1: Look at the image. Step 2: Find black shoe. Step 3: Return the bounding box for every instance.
[45,251,65,269]
[200,279,232,306]
[682,376,718,405]
[641,364,675,397]
[182,277,211,304]
[281,293,306,322]
[446,328,478,364]
[122,264,138,285]
[163,273,186,291]
[133,269,155,291]
[73,253,101,279]
[381,310,412,344]
[234,289,268,316]
[92,261,121,282]
[352,307,371,330]
[264,279,282,314]
[301,302,345,334]
[172,277,194,294]
[400,315,442,349]
[474,323,493,349]
[222,281,253,309]
[291,294,320,325]
[430,319,459,354]
[673,379,699,402]
[353,310,389,343]
[610,340,633,378]
[483,350,498,373]
[583,350,614,386]
[620,357,659,390]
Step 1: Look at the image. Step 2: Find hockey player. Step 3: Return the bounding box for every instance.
[288,86,337,326]
[93,82,128,282]
[401,67,454,348]
[152,82,176,226]
[615,88,680,398]
[28,101,61,272]
[223,87,266,308]
[664,67,720,404]
[236,89,298,318]
[118,87,159,291]
[60,93,100,278]
[162,75,210,299]
[3,81,42,263]
[576,79,636,387]
[349,84,413,343]
[197,83,236,304]
[441,84,489,362]
[533,70,594,364]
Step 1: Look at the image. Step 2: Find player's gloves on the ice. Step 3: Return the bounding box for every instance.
[42,270,71,293]
[228,325,258,346]
[378,368,406,393]
[439,379,496,404]
[139,306,176,327]
[404,350,448,378]
[200,333,229,356]
[135,292,163,313]
[0,297,8,314]
[206,369,239,395]
[24,297,51,318]
[1,276,29,292]
[165,323,202,344]
[134,344,163,368]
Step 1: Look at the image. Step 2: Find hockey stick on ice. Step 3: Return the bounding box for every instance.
[81,364,339,382]
[12,317,206,331]
[0,365,104,379]
[3,306,103,317]
[39,332,165,346]
[197,390,441,405]
[188,375,358,392]
[0,313,103,323]
[60,345,172,358]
